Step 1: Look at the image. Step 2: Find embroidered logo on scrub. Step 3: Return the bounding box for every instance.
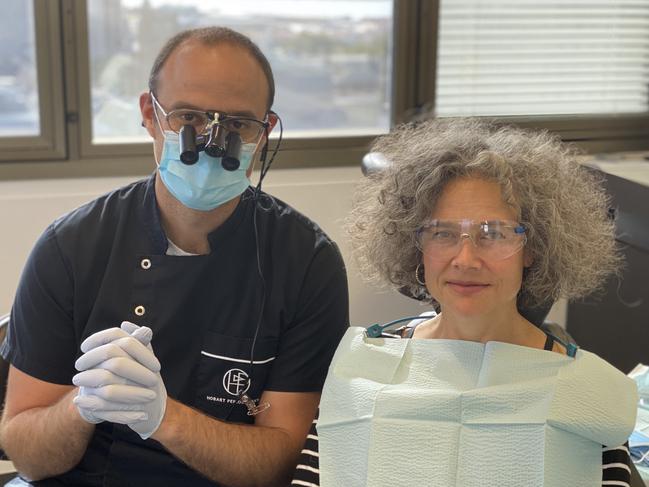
[223,368,251,396]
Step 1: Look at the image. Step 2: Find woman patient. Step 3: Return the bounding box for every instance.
[292,118,637,487]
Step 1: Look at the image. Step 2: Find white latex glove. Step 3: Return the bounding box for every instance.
[73,321,168,439]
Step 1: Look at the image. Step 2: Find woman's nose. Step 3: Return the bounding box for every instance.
[451,235,483,268]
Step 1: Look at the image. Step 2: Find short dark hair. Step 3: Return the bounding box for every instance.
[148,26,275,111]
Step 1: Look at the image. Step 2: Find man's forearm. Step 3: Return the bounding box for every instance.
[152,399,300,487]
[0,389,95,481]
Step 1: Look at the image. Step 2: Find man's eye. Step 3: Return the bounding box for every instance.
[229,120,251,130]
[181,113,197,122]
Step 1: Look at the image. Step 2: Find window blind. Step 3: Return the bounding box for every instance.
[435,0,649,116]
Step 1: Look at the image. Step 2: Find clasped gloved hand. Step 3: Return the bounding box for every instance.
[73,321,168,439]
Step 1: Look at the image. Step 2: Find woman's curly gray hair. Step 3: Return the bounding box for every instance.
[346,118,621,308]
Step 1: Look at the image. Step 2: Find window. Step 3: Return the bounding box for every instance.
[1,0,649,176]
[0,0,65,162]
[436,0,649,117]
[87,0,393,144]
[0,0,39,136]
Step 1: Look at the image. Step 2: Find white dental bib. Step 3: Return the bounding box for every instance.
[318,327,637,487]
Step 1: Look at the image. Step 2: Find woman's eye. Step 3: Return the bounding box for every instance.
[482,230,505,240]
[431,230,454,240]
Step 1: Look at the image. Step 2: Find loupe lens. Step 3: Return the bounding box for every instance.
[222,132,242,171]
[179,125,198,164]
[205,125,226,157]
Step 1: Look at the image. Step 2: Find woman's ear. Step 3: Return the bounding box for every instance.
[523,249,533,268]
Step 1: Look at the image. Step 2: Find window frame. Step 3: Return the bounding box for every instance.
[71,1,402,168]
[0,0,66,162]
[1,0,649,180]
[417,0,649,152]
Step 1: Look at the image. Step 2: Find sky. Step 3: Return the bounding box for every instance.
[118,0,392,19]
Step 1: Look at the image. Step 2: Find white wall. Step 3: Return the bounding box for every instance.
[0,167,420,326]
[0,166,566,327]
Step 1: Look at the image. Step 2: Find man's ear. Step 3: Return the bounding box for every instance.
[266,111,279,133]
[246,111,279,178]
[139,92,157,138]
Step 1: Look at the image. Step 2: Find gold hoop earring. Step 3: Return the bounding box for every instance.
[415,263,426,286]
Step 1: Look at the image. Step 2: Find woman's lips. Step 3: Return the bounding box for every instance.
[446,281,490,295]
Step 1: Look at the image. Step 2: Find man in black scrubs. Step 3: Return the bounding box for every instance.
[0,27,348,486]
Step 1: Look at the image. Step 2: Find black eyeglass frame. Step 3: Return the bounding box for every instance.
[150,91,270,144]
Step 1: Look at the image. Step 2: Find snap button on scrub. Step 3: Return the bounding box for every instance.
[134,305,146,316]
[140,258,151,269]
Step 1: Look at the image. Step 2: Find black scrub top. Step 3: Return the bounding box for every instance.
[1,174,349,486]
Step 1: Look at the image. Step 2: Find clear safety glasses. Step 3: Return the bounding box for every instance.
[150,92,269,144]
[416,219,527,262]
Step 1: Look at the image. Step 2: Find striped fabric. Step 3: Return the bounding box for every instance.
[602,444,633,486]
[292,419,320,487]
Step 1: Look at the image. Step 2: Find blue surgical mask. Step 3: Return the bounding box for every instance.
[157,131,255,211]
